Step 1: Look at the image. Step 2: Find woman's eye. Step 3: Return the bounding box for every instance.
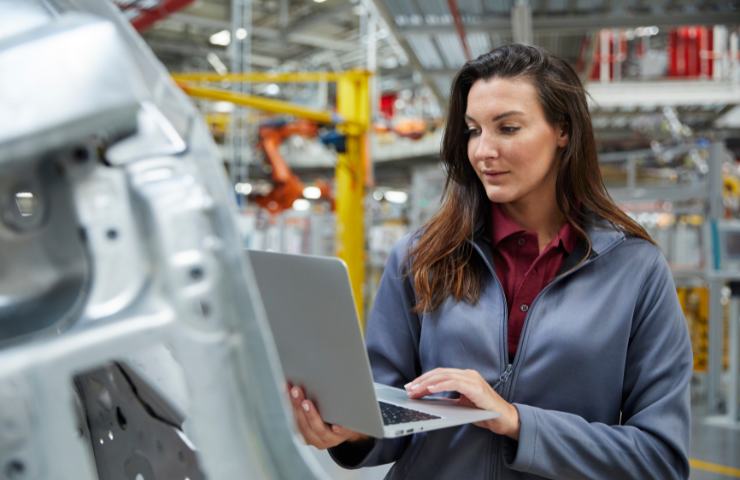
[500,126,520,134]
[466,128,480,137]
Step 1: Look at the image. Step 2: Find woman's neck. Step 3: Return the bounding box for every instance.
[500,197,564,252]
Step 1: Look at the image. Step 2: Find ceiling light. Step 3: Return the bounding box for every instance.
[214,101,234,113]
[292,199,311,211]
[209,29,231,46]
[303,186,322,199]
[235,28,248,40]
[234,182,252,195]
[313,0,327,3]
[635,26,659,37]
[384,190,408,204]
[206,52,228,75]
[264,83,280,96]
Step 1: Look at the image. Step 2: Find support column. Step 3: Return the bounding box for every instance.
[336,71,370,328]
[229,0,252,208]
[707,141,725,413]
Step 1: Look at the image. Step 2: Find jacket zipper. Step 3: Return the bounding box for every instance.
[469,240,511,479]
[469,236,625,478]
[492,363,514,391]
[502,237,625,400]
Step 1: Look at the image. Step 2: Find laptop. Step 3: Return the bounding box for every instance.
[246,249,500,438]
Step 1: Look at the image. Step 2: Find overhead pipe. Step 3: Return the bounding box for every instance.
[129,0,195,32]
[447,0,472,61]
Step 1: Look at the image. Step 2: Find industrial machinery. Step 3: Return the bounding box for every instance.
[253,119,334,214]
[0,1,326,478]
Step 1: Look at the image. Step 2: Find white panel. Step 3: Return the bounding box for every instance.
[407,33,445,69]
[467,32,492,58]
[437,33,466,69]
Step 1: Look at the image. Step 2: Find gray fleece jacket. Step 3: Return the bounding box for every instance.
[330,219,692,479]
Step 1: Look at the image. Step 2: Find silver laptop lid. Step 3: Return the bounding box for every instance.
[246,250,385,438]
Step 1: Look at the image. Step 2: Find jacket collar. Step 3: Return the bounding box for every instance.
[470,211,625,275]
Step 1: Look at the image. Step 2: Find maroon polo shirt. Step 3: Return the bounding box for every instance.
[491,204,578,361]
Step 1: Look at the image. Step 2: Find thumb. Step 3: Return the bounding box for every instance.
[331,425,359,440]
[331,425,348,435]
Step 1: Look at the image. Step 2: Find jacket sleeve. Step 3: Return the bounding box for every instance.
[329,235,422,468]
[503,249,693,479]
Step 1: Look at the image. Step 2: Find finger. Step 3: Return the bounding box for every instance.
[289,385,305,408]
[406,371,473,398]
[294,400,324,446]
[409,374,478,399]
[404,368,464,388]
[454,395,477,408]
[427,379,493,409]
[331,424,365,442]
[301,399,345,446]
[288,387,323,445]
[406,369,475,390]
[406,379,458,398]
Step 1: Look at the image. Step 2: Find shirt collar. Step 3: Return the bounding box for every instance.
[491,203,526,246]
[491,203,578,254]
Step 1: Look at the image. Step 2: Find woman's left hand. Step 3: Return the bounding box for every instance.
[404,368,520,440]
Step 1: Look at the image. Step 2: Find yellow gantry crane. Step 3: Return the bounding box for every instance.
[173,71,371,327]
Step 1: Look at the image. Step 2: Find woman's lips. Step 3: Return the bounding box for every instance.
[483,171,508,179]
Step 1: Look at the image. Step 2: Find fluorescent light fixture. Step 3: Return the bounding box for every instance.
[313,0,326,3]
[234,182,253,195]
[303,186,322,199]
[292,199,311,211]
[206,52,228,75]
[209,29,231,46]
[214,101,234,113]
[384,190,408,204]
[264,83,280,96]
[15,192,33,199]
[635,26,659,37]
[235,28,248,40]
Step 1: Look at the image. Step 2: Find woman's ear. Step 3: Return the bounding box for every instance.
[557,124,569,148]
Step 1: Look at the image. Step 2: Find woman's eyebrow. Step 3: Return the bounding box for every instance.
[465,110,525,123]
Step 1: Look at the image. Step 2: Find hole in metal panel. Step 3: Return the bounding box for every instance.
[14,191,37,217]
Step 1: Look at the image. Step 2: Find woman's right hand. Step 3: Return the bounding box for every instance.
[287,383,369,449]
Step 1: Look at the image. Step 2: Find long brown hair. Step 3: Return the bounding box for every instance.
[409,44,653,313]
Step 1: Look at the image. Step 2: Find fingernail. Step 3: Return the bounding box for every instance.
[302,400,310,412]
[409,383,419,390]
[291,387,300,399]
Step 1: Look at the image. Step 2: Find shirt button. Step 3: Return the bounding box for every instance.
[517,238,526,246]
[520,304,529,312]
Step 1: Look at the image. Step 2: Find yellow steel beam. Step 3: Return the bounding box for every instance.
[177,82,341,125]
[172,71,352,84]
[335,71,371,329]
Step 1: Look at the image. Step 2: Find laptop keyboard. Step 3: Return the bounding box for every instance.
[379,401,441,425]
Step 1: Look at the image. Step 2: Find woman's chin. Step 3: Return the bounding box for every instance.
[484,189,517,204]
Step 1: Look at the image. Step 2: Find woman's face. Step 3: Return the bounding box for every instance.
[465,76,568,207]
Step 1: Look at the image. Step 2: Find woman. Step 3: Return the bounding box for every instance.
[288,44,692,479]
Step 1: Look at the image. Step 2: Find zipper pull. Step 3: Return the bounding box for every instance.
[492,363,514,391]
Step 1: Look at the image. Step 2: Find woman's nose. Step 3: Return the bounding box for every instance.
[472,132,499,160]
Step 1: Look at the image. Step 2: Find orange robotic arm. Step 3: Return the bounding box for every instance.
[253,120,318,213]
